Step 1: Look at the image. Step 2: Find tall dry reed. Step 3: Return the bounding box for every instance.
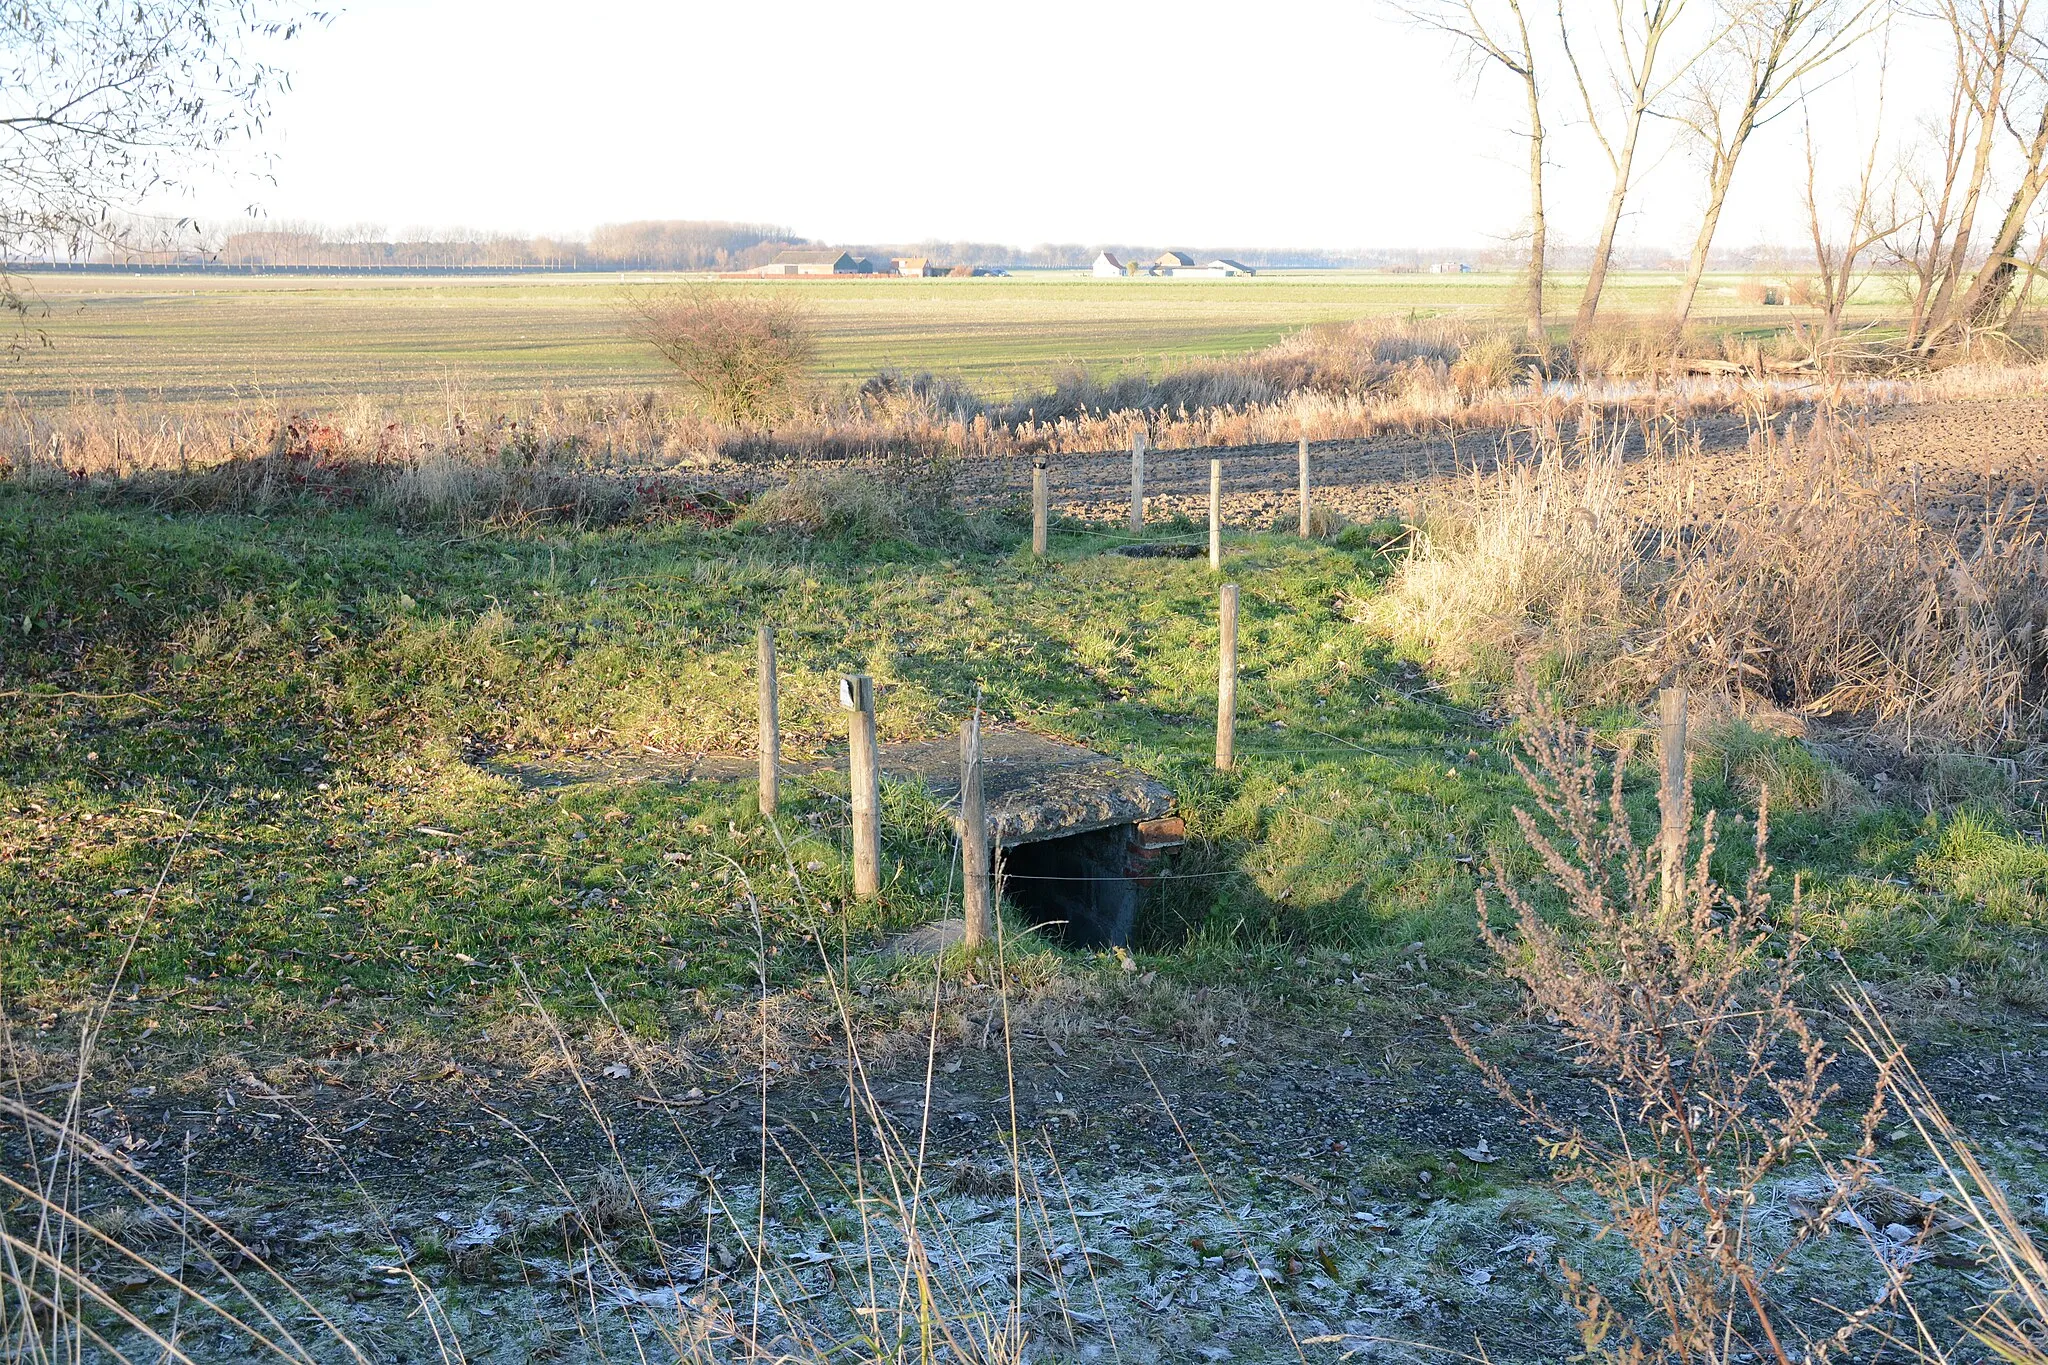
[1369,411,2048,749]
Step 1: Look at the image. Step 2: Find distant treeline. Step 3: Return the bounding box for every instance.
[37,219,1821,274]
[198,221,808,271]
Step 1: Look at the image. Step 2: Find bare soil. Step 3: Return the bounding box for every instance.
[947,396,2048,534]
[44,977,2048,1363]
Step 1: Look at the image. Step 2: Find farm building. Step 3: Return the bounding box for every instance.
[1155,250,1197,269]
[753,249,861,276]
[1092,251,1124,277]
[895,257,934,277]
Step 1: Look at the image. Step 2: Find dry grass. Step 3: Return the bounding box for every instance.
[1841,985,2048,1364]
[1363,415,1636,678]
[1648,425,2048,748]
[1369,410,2048,750]
[1,317,1956,504]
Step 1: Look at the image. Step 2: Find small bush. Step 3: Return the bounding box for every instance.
[629,287,815,425]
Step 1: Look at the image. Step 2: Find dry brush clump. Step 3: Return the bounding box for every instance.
[628,287,818,426]
[1647,426,2048,749]
[1371,412,2048,750]
[1365,414,1638,678]
[1460,709,1909,1364]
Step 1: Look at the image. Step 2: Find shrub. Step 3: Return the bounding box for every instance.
[628,287,815,425]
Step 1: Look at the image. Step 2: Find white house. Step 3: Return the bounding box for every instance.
[1092,251,1125,277]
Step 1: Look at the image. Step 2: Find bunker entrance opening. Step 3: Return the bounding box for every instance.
[1001,825,1142,949]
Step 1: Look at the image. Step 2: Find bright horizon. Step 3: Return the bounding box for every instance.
[152,0,1904,258]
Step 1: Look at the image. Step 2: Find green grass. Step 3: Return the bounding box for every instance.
[9,269,1901,410]
[1,484,2039,1053]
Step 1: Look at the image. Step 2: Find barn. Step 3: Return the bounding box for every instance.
[754,249,861,276]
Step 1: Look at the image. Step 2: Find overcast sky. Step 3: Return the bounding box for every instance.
[175,0,1895,252]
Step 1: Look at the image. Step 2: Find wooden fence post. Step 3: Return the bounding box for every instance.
[1130,430,1147,534]
[1032,458,1048,556]
[1298,435,1311,538]
[1216,584,1238,770]
[1658,686,1688,915]
[960,713,992,948]
[757,625,779,816]
[1208,457,1222,570]
[843,674,880,900]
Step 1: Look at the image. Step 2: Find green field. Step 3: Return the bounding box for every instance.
[7,269,1878,411]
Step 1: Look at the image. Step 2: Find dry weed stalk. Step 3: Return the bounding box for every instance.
[1457,708,1902,1364]
[1839,986,2048,1365]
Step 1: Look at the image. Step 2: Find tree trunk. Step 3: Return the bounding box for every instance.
[1916,41,2009,348]
[1575,124,1642,341]
[1672,155,1740,333]
[1524,67,1548,345]
[1958,102,2048,330]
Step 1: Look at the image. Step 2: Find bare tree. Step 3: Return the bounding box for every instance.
[1800,81,1895,358]
[1951,29,2048,331]
[1666,0,1882,331]
[1560,0,1738,342]
[1398,0,1553,343]
[1,1,313,331]
[1885,0,2034,348]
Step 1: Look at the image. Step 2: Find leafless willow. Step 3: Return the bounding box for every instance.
[1398,0,1553,342]
[1560,0,1740,340]
[1667,0,1884,331]
[1801,77,1895,355]
[1882,0,2048,350]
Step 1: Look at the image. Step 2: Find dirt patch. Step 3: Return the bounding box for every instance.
[36,995,2048,1363]
[942,396,2048,535]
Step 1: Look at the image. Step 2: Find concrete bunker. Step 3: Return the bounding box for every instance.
[878,729,1184,948]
